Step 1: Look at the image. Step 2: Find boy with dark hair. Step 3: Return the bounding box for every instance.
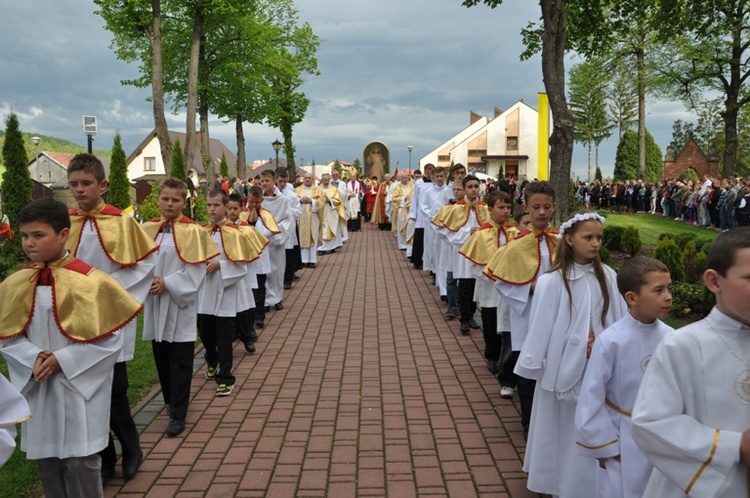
[575,256,673,498]
[141,179,220,436]
[632,228,750,497]
[459,190,517,371]
[275,167,302,290]
[0,198,140,497]
[243,186,279,329]
[66,153,156,481]
[227,192,268,352]
[198,189,256,396]
[484,181,558,438]
[441,176,490,334]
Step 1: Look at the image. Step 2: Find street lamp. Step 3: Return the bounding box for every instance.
[31,136,41,184]
[407,145,414,170]
[272,139,282,170]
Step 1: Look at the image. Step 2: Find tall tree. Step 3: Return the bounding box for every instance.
[608,72,638,140]
[169,138,187,180]
[654,0,750,178]
[568,59,613,182]
[1,113,33,265]
[614,129,662,181]
[464,0,594,218]
[95,0,173,167]
[108,132,131,209]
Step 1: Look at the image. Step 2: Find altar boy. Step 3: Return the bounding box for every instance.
[0,198,141,497]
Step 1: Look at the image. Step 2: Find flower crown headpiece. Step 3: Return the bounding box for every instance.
[557,212,605,239]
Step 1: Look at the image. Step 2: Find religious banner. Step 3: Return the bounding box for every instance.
[363,141,390,182]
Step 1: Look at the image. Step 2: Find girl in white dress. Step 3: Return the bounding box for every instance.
[515,212,627,497]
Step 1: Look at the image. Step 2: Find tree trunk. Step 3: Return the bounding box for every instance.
[722,20,743,179]
[587,140,592,183]
[198,34,213,186]
[149,0,172,169]
[541,0,575,220]
[235,115,246,180]
[636,30,646,180]
[280,92,297,179]
[183,5,202,175]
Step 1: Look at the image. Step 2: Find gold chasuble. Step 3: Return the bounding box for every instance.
[321,185,346,240]
[0,254,142,343]
[391,181,414,235]
[459,221,519,266]
[370,184,387,225]
[67,202,157,266]
[202,220,261,263]
[483,225,559,285]
[141,216,220,264]
[439,199,490,232]
[295,184,325,248]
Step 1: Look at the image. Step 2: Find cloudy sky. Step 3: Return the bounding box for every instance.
[1,1,690,179]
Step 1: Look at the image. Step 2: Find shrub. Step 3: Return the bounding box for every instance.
[653,237,686,282]
[674,232,698,248]
[108,133,131,209]
[599,245,611,264]
[671,282,714,316]
[657,232,674,242]
[136,184,160,222]
[694,237,713,254]
[603,225,626,251]
[621,225,642,256]
[191,189,208,222]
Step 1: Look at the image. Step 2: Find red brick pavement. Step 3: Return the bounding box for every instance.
[106,223,535,497]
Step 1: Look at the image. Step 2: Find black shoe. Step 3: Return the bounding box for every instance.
[166,418,185,437]
[255,320,264,329]
[244,340,256,354]
[264,306,270,312]
[440,295,448,302]
[307,263,317,268]
[460,321,470,335]
[274,302,284,311]
[122,448,143,481]
[283,283,292,290]
[248,330,259,343]
[487,360,500,374]
[292,274,300,281]
[469,319,480,330]
[101,466,115,484]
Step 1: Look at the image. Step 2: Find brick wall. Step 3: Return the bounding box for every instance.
[663,139,720,179]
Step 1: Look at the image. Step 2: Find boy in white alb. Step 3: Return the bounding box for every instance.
[575,256,673,497]
[244,186,280,329]
[259,170,294,310]
[632,227,750,497]
[141,179,220,437]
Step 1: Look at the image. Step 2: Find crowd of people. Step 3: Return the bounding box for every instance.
[573,175,750,228]
[1,154,749,498]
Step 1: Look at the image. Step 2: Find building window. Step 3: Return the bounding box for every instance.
[468,149,487,157]
[506,137,518,151]
[438,154,451,162]
[144,157,156,172]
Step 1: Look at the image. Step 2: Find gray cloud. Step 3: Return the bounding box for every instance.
[1,0,687,179]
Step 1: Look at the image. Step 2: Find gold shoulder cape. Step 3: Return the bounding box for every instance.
[68,203,157,266]
[141,216,220,264]
[459,221,519,266]
[236,221,269,255]
[0,254,142,343]
[483,226,559,285]
[440,200,490,232]
[431,203,453,228]
[259,209,281,234]
[203,221,260,263]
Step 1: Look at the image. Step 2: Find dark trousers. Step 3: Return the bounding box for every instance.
[446,272,458,308]
[499,346,535,433]
[498,333,517,387]
[412,228,424,269]
[284,248,295,286]
[458,278,477,322]
[197,314,236,386]
[152,341,194,422]
[235,308,257,342]
[37,454,102,498]
[99,362,140,471]
[481,307,501,361]
[518,377,536,434]
[254,274,268,321]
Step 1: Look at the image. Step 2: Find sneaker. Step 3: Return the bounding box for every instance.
[244,340,256,354]
[500,386,514,399]
[205,365,217,379]
[446,308,457,320]
[216,384,234,396]
[460,321,470,335]
[469,318,480,330]
[166,418,185,437]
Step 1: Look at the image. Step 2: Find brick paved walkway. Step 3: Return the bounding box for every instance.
[106,223,535,498]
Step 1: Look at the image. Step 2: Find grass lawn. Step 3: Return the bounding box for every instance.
[600,211,719,246]
[0,316,162,498]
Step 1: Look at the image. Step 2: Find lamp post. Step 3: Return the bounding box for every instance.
[407,145,414,171]
[272,139,282,171]
[31,136,41,184]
